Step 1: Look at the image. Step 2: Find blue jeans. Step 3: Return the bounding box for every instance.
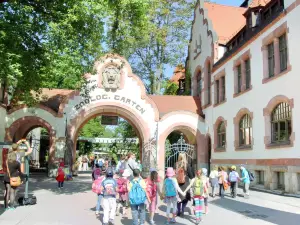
[131,203,145,225]
[96,194,103,211]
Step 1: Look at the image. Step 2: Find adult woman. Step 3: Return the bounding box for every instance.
[209,165,219,197]
[4,139,32,210]
[175,153,193,216]
[218,166,228,198]
[125,152,138,179]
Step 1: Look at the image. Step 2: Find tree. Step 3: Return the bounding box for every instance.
[128,0,197,94]
[0,0,150,105]
[163,81,179,95]
[79,117,105,138]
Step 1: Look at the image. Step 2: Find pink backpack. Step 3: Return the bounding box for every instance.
[146,179,157,199]
[117,177,128,193]
[92,176,104,194]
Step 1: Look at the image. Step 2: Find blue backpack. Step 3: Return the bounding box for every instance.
[129,178,146,205]
[164,178,176,197]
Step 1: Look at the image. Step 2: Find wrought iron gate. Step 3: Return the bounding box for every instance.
[165,134,196,170]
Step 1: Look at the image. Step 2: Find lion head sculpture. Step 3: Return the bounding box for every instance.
[102,65,121,90]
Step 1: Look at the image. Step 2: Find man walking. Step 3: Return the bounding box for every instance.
[229,165,239,198]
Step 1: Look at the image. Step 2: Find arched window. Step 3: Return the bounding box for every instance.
[217,122,226,148]
[271,102,291,143]
[197,71,202,96]
[239,114,252,146]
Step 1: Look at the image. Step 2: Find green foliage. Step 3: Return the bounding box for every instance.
[78,141,93,156]
[0,0,150,105]
[128,0,197,94]
[79,117,105,138]
[183,68,192,95]
[163,81,179,95]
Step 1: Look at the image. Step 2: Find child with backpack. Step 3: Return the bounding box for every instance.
[128,169,151,225]
[92,169,106,215]
[116,169,130,217]
[184,168,208,224]
[100,168,118,225]
[162,167,185,225]
[201,168,210,214]
[56,166,65,188]
[146,169,162,225]
[229,165,240,198]
[92,163,101,181]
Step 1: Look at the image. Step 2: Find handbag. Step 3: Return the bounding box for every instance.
[221,172,228,191]
[7,160,22,187]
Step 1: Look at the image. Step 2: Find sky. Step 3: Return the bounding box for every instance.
[164,0,245,78]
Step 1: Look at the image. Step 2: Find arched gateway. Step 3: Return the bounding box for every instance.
[4,54,208,177]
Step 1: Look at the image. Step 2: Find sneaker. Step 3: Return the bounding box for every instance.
[149,220,156,225]
[164,221,170,225]
[9,207,16,210]
[170,218,176,223]
[95,211,100,215]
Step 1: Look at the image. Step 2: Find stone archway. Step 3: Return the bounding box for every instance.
[5,116,56,166]
[68,104,151,164]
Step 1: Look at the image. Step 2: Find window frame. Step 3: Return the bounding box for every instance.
[237,64,242,93]
[271,102,291,143]
[221,76,225,102]
[207,63,211,104]
[217,122,226,148]
[197,72,202,96]
[267,42,275,77]
[245,59,251,89]
[216,80,220,104]
[239,114,252,146]
[279,33,287,72]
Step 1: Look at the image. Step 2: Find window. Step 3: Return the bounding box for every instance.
[271,102,291,143]
[279,34,287,72]
[239,114,252,146]
[268,43,275,77]
[207,63,211,104]
[197,73,202,96]
[221,76,225,102]
[217,122,226,148]
[245,59,251,89]
[277,172,285,190]
[237,65,242,93]
[216,80,220,103]
[247,15,252,28]
[256,171,264,185]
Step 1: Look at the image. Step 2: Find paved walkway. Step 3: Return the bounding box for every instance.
[0,172,300,225]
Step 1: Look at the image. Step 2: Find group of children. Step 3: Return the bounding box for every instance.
[91,166,209,225]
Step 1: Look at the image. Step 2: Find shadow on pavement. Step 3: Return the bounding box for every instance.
[210,197,300,225]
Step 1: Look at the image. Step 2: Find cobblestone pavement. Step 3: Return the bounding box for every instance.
[0,172,299,225]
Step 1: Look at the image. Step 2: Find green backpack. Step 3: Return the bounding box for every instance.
[194,178,204,196]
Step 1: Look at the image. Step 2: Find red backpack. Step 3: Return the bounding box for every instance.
[117,177,128,193]
[177,167,186,184]
[92,176,105,194]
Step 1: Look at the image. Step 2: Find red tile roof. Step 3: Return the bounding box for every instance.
[39,88,73,112]
[204,2,247,45]
[149,95,203,118]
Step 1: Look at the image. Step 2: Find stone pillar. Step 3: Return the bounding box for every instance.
[264,166,272,190]
[31,128,41,168]
[274,37,280,76]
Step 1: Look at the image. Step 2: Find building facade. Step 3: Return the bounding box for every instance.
[187,0,300,193]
